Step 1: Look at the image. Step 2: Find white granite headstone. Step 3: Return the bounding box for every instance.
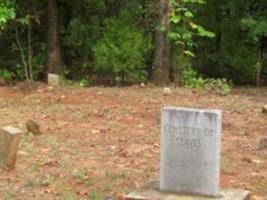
[160,107,222,197]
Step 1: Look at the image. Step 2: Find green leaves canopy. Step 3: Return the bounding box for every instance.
[0,0,15,30]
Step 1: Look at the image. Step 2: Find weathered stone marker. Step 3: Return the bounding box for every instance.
[48,73,60,86]
[0,126,22,170]
[125,107,250,200]
[160,107,222,196]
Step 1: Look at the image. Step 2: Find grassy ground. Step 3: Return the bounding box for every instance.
[0,84,266,200]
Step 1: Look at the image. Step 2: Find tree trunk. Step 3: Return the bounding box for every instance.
[47,0,62,75]
[151,0,171,85]
[256,38,265,87]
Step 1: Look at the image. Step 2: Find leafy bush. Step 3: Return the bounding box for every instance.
[205,78,233,96]
[78,78,90,87]
[93,10,152,83]
[0,69,14,80]
[181,65,206,90]
[0,3,15,30]
[181,65,232,95]
[64,0,107,58]
[211,45,257,84]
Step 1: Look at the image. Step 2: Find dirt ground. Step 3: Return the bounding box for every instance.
[0,84,266,200]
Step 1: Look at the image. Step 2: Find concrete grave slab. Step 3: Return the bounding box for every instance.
[125,182,250,200]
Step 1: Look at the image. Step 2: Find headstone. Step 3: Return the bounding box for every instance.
[48,73,60,86]
[160,107,222,197]
[0,126,22,170]
[126,106,250,200]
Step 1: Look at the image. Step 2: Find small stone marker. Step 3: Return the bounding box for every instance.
[26,120,42,135]
[125,107,250,200]
[48,73,60,86]
[163,87,172,96]
[0,126,22,170]
[160,107,222,196]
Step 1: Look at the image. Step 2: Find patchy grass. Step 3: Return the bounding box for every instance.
[0,85,267,199]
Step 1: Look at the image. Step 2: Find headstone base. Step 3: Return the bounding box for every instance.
[125,182,250,200]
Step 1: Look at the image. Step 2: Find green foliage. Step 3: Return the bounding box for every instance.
[205,78,233,96]
[0,0,265,86]
[169,0,215,58]
[93,9,152,83]
[169,0,215,84]
[64,0,107,59]
[241,17,267,42]
[78,78,90,87]
[181,65,205,90]
[31,43,46,80]
[181,65,232,96]
[0,69,14,80]
[0,1,15,31]
[0,1,47,81]
[200,43,257,84]
[192,0,267,84]
[11,39,46,81]
[240,1,267,43]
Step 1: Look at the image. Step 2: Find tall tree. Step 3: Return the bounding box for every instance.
[241,0,267,87]
[151,0,171,85]
[193,0,260,85]
[47,0,62,75]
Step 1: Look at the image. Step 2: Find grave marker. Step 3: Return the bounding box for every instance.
[48,73,60,86]
[0,126,22,170]
[126,107,250,200]
[160,107,222,196]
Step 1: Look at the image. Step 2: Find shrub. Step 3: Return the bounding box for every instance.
[205,78,233,96]
[93,11,152,83]
[181,65,232,96]
[78,78,90,87]
[0,69,14,80]
[181,65,205,90]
